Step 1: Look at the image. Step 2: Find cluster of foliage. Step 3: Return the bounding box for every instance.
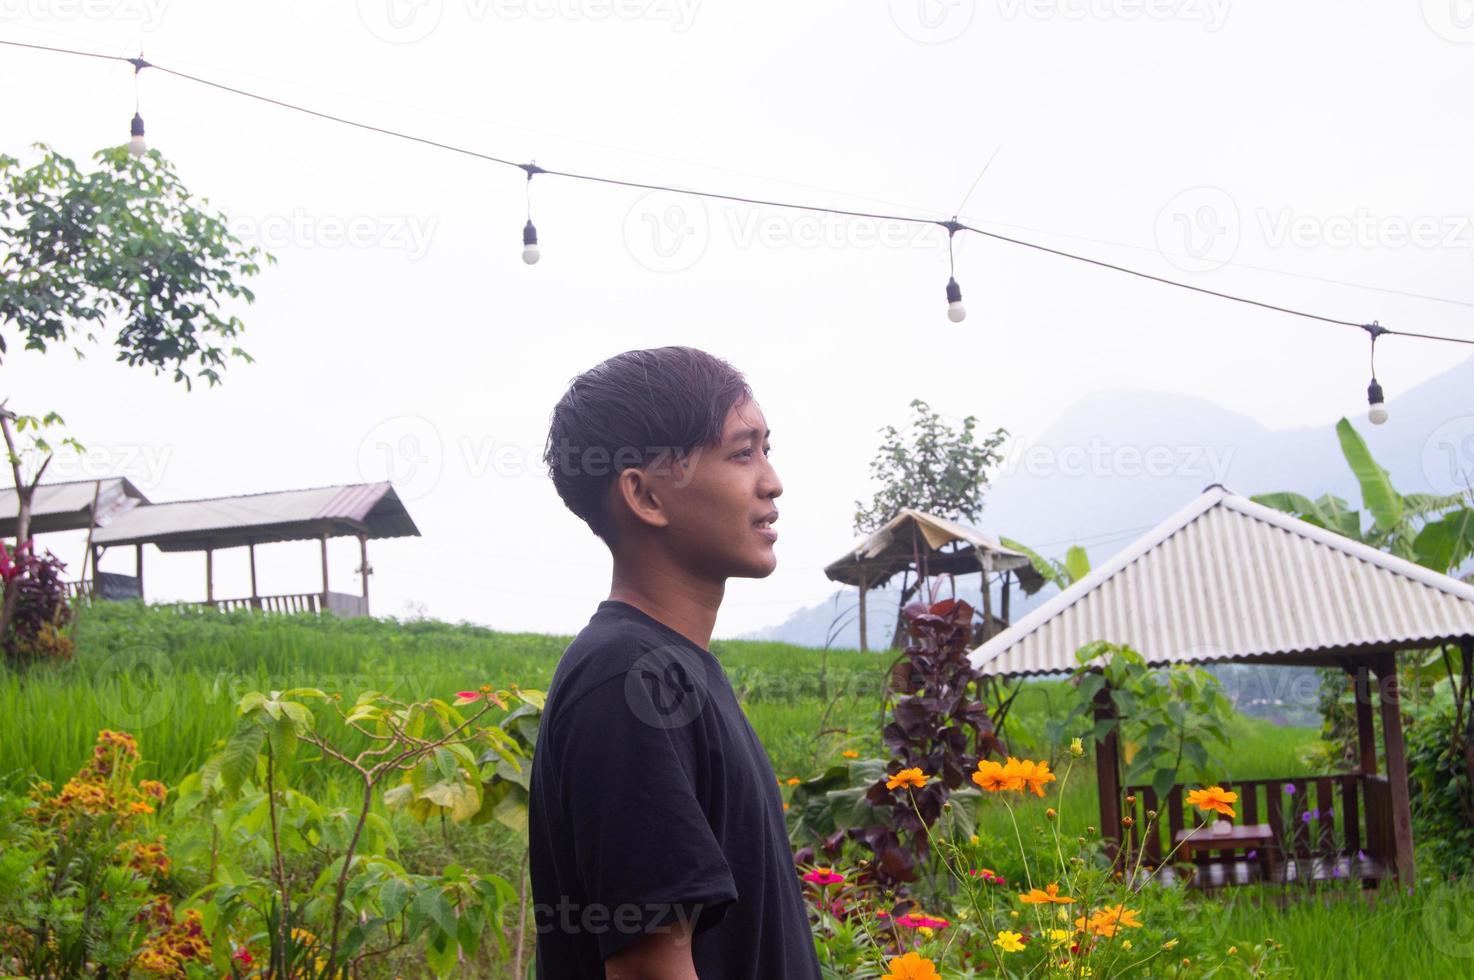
[790,598,999,887]
[1257,417,1474,851]
[1055,642,1234,799]
[0,537,74,664]
[0,730,208,977]
[1,144,267,386]
[1408,700,1474,877]
[794,745,1287,978]
[174,683,541,977]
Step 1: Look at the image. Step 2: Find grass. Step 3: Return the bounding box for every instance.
[5,601,1471,977]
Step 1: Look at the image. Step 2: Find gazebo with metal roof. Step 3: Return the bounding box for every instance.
[969,484,1474,890]
[90,482,419,617]
[825,508,1045,651]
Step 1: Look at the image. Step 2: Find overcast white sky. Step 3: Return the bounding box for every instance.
[3,1,1472,637]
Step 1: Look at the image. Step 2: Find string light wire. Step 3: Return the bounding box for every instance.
[4,36,1474,352]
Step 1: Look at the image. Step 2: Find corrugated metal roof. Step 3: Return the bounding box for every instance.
[0,477,150,536]
[971,485,1474,676]
[92,482,419,552]
[826,507,1045,593]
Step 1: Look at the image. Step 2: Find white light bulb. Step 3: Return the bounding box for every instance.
[1367,378,1387,425]
[944,276,967,324]
[522,220,539,265]
[128,113,147,157]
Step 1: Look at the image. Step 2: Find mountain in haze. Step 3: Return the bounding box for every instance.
[742,354,1474,649]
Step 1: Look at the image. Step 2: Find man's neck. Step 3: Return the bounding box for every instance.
[608,556,724,652]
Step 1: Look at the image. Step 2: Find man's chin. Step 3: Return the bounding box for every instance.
[731,551,778,579]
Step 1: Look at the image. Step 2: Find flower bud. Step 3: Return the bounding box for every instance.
[1069,737,1084,757]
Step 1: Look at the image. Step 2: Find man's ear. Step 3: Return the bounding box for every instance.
[613,466,670,531]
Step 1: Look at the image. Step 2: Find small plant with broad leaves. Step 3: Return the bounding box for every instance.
[174,683,541,978]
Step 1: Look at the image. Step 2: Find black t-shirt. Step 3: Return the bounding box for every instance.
[528,600,822,979]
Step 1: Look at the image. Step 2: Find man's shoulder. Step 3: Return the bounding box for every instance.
[542,602,703,726]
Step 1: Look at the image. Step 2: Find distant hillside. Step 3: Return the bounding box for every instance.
[744,354,1474,649]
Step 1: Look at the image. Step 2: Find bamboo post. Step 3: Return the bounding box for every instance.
[205,548,214,602]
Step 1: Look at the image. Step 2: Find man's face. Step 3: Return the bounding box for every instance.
[652,397,783,579]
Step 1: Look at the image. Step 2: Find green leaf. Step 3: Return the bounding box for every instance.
[219,723,265,796]
[1336,417,1403,531]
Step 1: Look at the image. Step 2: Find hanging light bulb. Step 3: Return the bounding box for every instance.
[1367,378,1388,425]
[128,112,147,157]
[522,220,540,265]
[946,276,966,323]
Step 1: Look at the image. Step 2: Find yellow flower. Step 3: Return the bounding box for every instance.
[886,767,929,791]
[1019,883,1074,905]
[786,777,801,786]
[1046,928,1073,948]
[1227,945,1238,955]
[1185,785,1238,819]
[841,750,860,759]
[881,951,941,980]
[969,834,981,846]
[994,929,1027,953]
[1162,938,1179,950]
[1069,736,1084,757]
[1121,939,1133,950]
[917,926,934,939]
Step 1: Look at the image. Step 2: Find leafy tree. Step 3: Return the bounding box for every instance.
[853,398,1007,535]
[0,144,267,647]
[853,399,1007,646]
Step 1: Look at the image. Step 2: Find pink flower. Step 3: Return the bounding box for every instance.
[233,948,254,966]
[802,867,846,885]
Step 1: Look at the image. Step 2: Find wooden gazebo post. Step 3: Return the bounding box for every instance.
[248,541,259,609]
[205,548,214,603]
[1093,682,1123,860]
[357,532,370,615]
[1374,652,1416,887]
[857,569,868,653]
[319,533,330,610]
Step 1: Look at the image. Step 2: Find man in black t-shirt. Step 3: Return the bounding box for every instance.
[530,347,821,979]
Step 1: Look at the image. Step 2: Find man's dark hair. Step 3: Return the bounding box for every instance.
[544,346,753,545]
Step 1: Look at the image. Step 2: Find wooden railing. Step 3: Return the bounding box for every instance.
[185,591,368,618]
[1121,774,1393,881]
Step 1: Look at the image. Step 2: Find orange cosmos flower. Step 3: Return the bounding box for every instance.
[972,758,1017,792]
[881,951,941,980]
[1076,904,1143,937]
[1185,785,1238,819]
[1019,882,1074,905]
[1008,758,1057,797]
[886,767,929,791]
